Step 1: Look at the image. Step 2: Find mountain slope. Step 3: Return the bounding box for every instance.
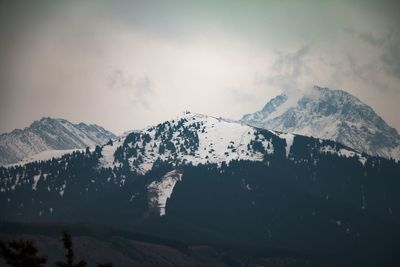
[1,112,399,266]
[241,86,400,160]
[0,118,116,165]
[1,111,395,222]
[98,111,369,177]
[1,111,378,219]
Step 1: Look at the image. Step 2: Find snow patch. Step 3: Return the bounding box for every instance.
[59,183,66,197]
[148,170,183,216]
[98,138,123,169]
[278,132,294,158]
[6,149,83,167]
[320,145,367,166]
[32,173,41,190]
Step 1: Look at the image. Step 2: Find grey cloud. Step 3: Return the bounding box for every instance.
[229,87,257,105]
[346,52,364,78]
[108,70,132,89]
[359,32,386,47]
[108,70,153,107]
[134,76,152,107]
[351,29,400,82]
[274,45,311,78]
[342,27,356,35]
[346,52,388,90]
[381,32,400,79]
[261,45,312,91]
[135,76,151,93]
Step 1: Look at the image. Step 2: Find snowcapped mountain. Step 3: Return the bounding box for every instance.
[241,86,400,160]
[99,111,368,176]
[0,117,116,165]
[1,111,399,265]
[1,111,375,215]
[100,112,276,173]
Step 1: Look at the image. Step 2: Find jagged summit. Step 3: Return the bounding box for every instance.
[0,117,116,165]
[241,86,400,160]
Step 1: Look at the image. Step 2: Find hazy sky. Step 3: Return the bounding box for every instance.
[0,0,399,135]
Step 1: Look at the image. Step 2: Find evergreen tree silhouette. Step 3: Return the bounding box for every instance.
[1,232,113,266]
[56,231,87,267]
[0,239,46,267]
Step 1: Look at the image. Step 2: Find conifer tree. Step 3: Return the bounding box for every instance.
[56,231,87,267]
[0,239,46,267]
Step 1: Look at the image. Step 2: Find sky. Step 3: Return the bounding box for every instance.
[0,0,399,135]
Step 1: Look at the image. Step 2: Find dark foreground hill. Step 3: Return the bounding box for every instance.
[0,222,362,267]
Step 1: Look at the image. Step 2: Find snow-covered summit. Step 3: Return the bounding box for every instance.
[0,117,116,165]
[241,86,400,160]
[99,111,273,173]
[99,111,367,175]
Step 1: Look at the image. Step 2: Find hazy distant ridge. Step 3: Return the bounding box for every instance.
[0,118,116,165]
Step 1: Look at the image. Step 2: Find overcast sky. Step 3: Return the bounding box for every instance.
[0,0,399,135]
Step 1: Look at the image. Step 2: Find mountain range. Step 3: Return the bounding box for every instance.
[1,87,400,266]
[241,86,400,160]
[0,118,116,166]
[1,111,399,266]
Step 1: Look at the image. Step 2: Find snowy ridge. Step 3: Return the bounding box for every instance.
[2,112,374,176]
[241,86,400,160]
[1,112,376,198]
[98,111,371,176]
[99,112,275,174]
[0,117,116,165]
